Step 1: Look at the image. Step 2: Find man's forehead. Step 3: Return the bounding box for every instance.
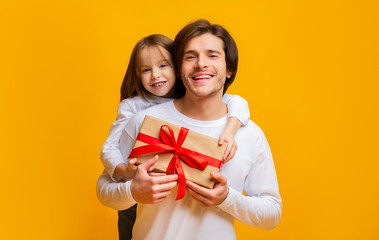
[184,33,224,53]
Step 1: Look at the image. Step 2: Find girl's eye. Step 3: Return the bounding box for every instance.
[160,64,167,68]
[142,68,150,73]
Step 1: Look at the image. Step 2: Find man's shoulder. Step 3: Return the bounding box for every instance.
[238,120,265,140]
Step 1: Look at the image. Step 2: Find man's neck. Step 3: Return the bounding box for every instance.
[173,92,227,121]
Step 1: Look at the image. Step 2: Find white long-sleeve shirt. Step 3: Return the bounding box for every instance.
[100,94,250,181]
[97,100,281,240]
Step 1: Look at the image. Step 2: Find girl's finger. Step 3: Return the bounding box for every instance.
[223,145,232,161]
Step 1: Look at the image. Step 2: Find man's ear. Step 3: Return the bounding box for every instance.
[226,70,233,78]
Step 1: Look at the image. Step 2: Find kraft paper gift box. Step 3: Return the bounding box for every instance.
[129,115,227,198]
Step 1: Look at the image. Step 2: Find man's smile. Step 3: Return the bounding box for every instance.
[191,72,214,80]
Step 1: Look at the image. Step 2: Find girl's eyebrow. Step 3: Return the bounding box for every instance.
[139,59,170,67]
[158,59,169,63]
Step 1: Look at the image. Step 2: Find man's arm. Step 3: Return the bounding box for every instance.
[97,156,179,210]
[129,156,178,204]
[186,172,229,207]
[186,127,282,230]
[96,170,136,210]
[97,123,179,210]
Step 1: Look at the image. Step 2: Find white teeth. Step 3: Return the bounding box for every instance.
[152,82,165,87]
[193,75,212,80]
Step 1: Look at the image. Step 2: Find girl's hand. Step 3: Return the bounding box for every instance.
[126,158,138,178]
[218,134,238,163]
[115,158,139,181]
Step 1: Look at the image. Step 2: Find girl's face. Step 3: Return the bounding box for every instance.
[138,46,176,98]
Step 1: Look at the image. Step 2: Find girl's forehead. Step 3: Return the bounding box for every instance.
[139,46,172,64]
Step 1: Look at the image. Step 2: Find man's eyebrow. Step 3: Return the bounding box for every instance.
[207,49,222,54]
[183,49,223,55]
[183,50,196,55]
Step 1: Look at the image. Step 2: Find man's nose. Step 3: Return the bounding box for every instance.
[195,55,208,70]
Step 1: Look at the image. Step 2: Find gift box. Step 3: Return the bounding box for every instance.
[128,115,227,200]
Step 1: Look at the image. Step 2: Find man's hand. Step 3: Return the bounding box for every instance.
[130,155,178,204]
[186,172,229,207]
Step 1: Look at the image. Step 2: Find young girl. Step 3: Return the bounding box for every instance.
[100,34,250,240]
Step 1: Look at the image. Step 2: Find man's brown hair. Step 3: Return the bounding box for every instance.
[173,19,238,93]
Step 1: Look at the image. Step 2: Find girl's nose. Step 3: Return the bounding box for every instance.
[151,70,160,80]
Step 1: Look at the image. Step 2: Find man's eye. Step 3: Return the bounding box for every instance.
[185,55,195,60]
[210,55,217,58]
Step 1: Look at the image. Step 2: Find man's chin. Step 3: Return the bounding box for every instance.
[186,88,221,98]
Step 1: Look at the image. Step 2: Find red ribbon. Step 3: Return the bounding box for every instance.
[129,125,222,200]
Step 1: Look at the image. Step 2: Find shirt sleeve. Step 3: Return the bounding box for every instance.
[217,128,282,230]
[100,99,137,181]
[97,121,140,210]
[222,94,250,126]
[96,170,137,210]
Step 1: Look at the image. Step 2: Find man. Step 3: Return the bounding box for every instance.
[97,19,282,239]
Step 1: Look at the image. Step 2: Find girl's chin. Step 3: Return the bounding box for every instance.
[152,90,170,98]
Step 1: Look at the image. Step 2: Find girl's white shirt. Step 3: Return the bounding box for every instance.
[100,94,250,181]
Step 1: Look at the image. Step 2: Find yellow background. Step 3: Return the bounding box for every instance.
[1,0,378,239]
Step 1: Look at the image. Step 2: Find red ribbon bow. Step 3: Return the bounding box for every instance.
[129,125,222,200]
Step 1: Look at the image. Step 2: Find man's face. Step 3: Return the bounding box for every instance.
[180,33,232,98]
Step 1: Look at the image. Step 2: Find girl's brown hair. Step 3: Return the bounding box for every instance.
[120,34,185,101]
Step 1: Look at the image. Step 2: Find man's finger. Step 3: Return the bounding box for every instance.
[152,174,178,184]
[210,172,227,185]
[139,155,159,172]
[187,187,210,207]
[151,195,170,204]
[148,172,166,177]
[153,181,178,193]
[186,180,210,196]
[148,160,159,172]
[152,190,173,199]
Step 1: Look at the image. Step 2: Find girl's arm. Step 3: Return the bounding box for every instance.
[221,94,251,162]
[100,99,141,181]
[101,96,170,181]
